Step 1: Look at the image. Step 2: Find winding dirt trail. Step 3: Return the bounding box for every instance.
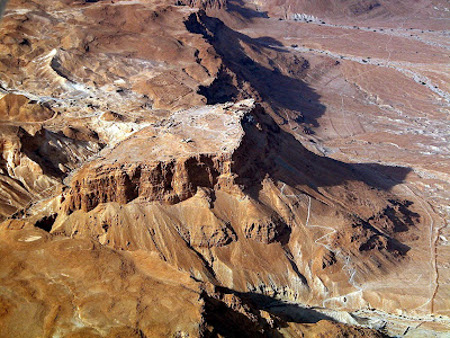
[280,183,365,308]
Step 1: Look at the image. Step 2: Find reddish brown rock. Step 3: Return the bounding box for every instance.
[0,0,448,336]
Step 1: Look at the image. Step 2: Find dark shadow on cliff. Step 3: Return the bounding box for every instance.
[226,0,269,19]
[201,286,337,337]
[237,290,334,324]
[185,9,414,256]
[213,286,336,324]
[233,105,412,194]
[19,127,99,179]
[185,10,412,192]
[185,10,325,127]
[232,105,413,255]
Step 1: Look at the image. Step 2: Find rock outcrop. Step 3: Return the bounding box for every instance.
[0,0,449,336]
[0,95,102,221]
[49,100,422,313]
[0,220,388,337]
[0,94,54,122]
[177,0,227,10]
[62,101,252,213]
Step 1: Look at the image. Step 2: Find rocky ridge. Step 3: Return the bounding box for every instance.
[0,0,449,336]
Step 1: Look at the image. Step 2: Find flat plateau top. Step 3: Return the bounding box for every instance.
[99,99,254,164]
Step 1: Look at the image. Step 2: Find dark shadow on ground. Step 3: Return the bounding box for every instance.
[232,105,413,254]
[184,9,411,192]
[185,10,325,127]
[185,9,414,255]
[238,290,335,324]
[232,104,412,193]
[202,286,336,337]
[226,0,269,19]
[221,287,335,324]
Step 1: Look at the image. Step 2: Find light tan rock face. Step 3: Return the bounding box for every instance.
[0,0,449,336]
[52,100,422,304]
[0,221,387,338]
[62,101,251,213]
[0,94,101,221]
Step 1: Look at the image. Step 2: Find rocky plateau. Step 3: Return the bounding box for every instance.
[0,0,449,337]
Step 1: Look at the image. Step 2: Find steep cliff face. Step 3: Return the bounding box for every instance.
[0,94,102,221]
[0,0,448,336]
[48,100,421,313]
[178,0,227,10]
[62,100,251,214]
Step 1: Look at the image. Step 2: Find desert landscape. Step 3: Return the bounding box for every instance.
[0,0,449,336]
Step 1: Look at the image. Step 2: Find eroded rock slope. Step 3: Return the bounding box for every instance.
[0,0,449,336]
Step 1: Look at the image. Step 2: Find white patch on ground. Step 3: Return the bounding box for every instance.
[18,235,43,242]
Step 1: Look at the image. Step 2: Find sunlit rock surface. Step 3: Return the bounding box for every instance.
[0,0,449,336]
